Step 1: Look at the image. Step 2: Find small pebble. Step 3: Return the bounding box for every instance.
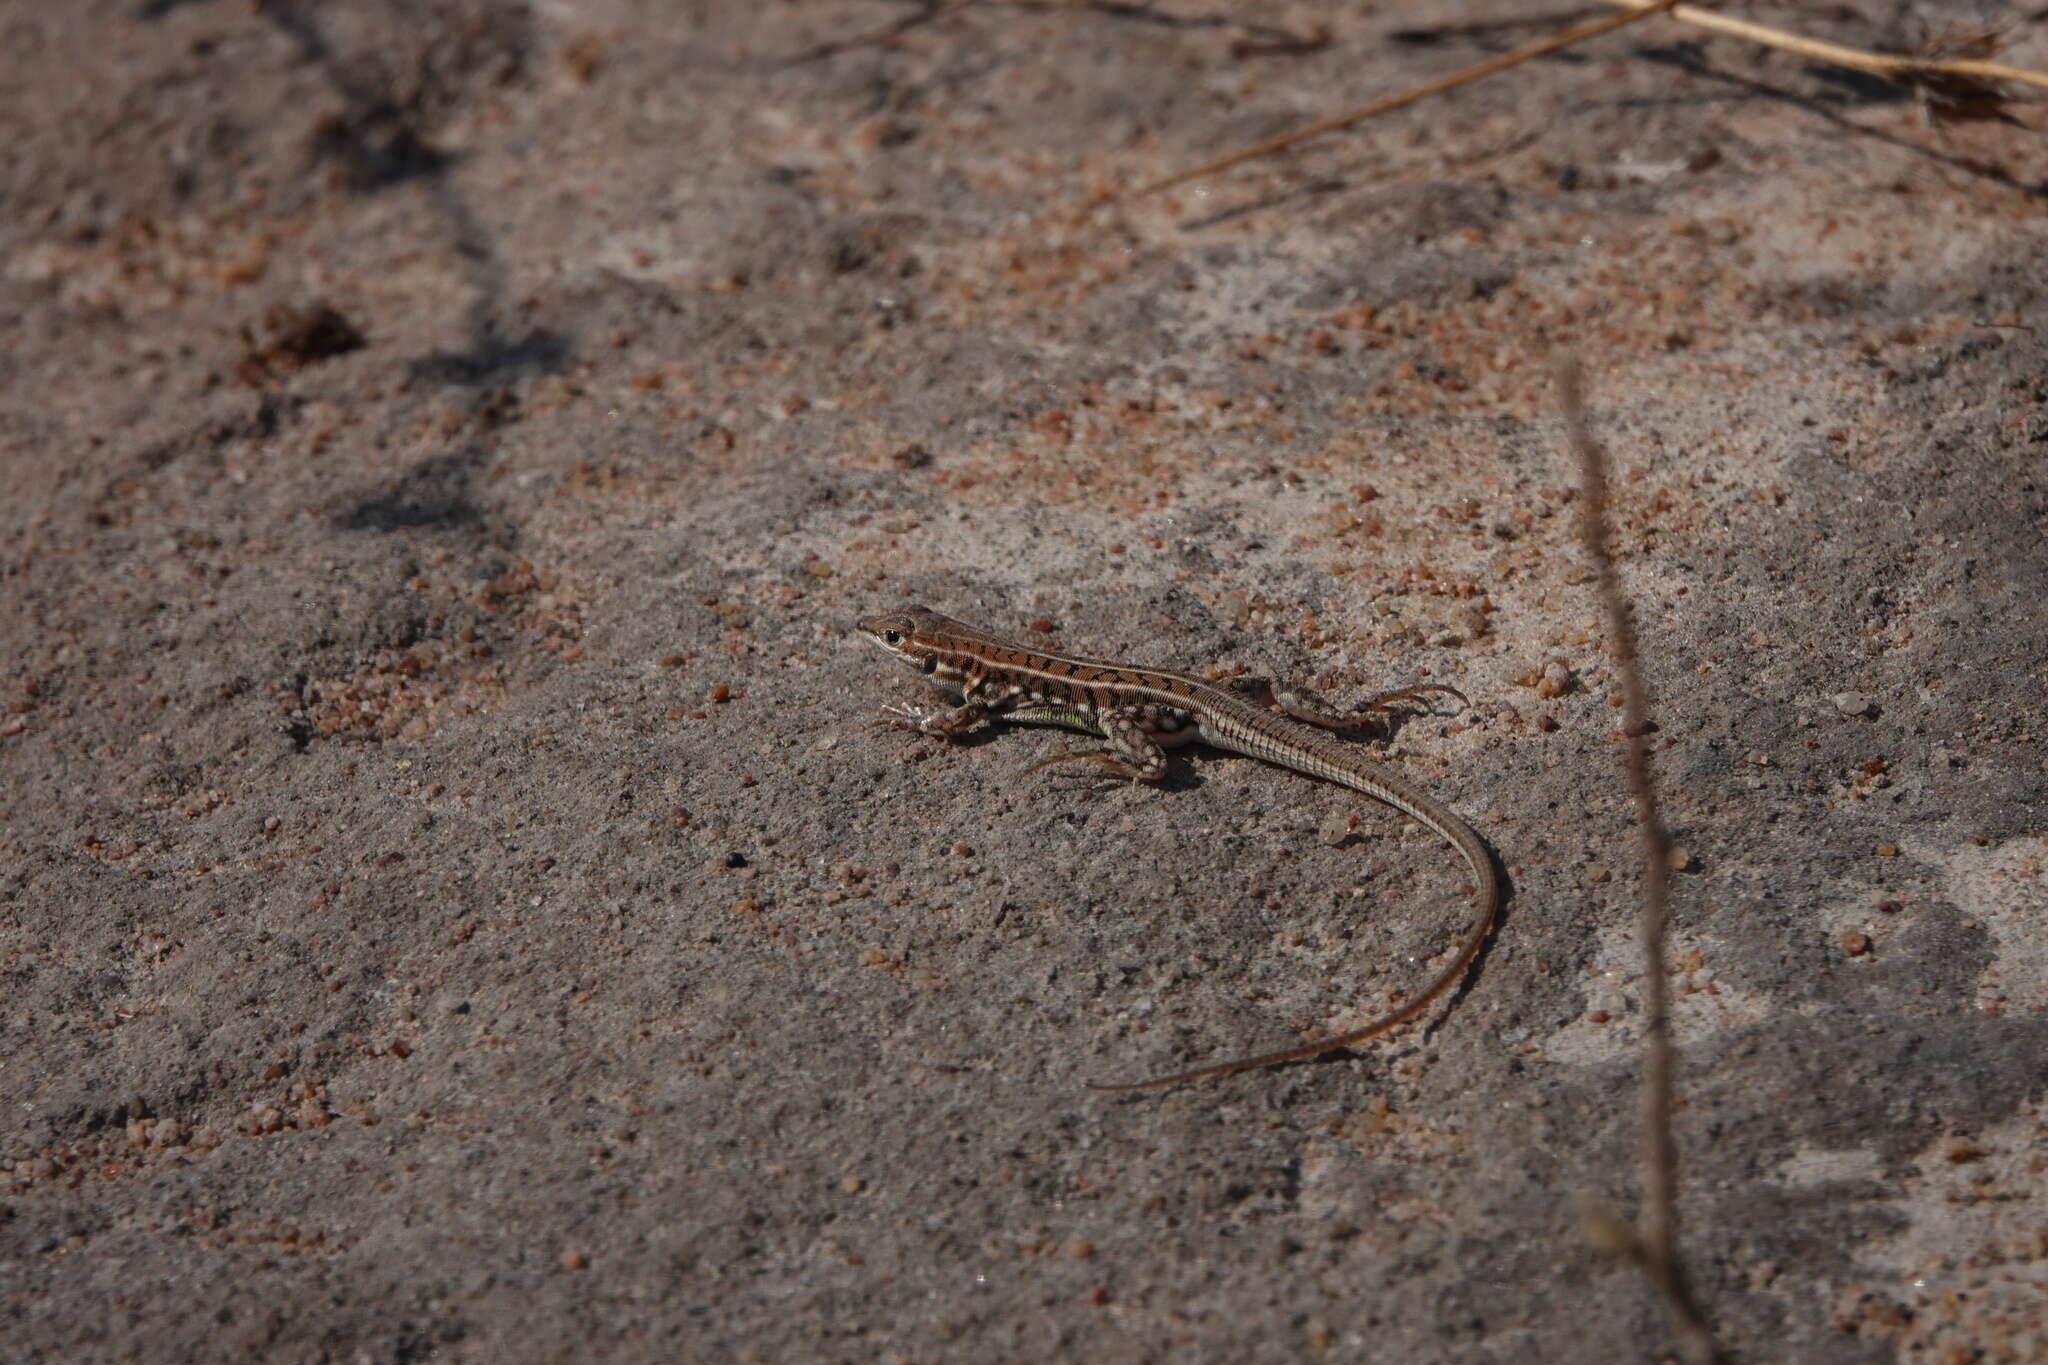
[1536,661,1574,699]
[559,1248,587,1271]
[1874,842,1897,857]
[1840,930,1871,957]
[1943,1137,1984,1164]
[1832,692,1874,718]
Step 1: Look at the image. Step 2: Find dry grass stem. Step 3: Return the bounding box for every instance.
[1107,1,1681,205]
[1558,358,1720,1365]
[1098,0,2043,206]
[1600,0,2048,93]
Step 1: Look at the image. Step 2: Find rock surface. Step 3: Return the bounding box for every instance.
[3,2,2045,1360]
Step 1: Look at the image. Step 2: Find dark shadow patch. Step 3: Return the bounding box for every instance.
[1637,44,2047,199]
[409,326,572,385]
[1803,63,1914,107]
[343,494,481,534]
[256,1,577,388]
[339,445,495,534]
[309,104,453,190]
[406,184,573,383]
[262,0,474,191]
[1391,10,1599,47]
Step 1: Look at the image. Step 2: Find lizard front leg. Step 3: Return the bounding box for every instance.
[876,699,991,739]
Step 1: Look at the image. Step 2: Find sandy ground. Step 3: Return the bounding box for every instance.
[3,2,2045,1360]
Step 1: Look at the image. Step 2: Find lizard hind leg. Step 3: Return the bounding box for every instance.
[1272,682,1469,732]
[1019,706,1177,786]
[1352,682,1469,714]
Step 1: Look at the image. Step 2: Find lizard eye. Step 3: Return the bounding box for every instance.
[883,629,902,645]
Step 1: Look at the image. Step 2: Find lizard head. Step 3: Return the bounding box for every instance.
[859,605,1027,685]
[858,605,1012,681]
[856,606,949,674]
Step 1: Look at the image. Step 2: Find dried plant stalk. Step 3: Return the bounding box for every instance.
[1600,0,2048,92]
[1558,358,1720,1365]
[1109,0,1681,204]
[1103,0,2042,204]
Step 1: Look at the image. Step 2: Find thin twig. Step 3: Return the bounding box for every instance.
[1104,0,1681,205]
[1558,358,1720,1365]
[1101,0,2046,208]
[1599,0,2048,93]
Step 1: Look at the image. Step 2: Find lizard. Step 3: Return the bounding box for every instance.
[856,605,1500,1091]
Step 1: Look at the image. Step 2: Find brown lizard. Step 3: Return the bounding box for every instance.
[859,606,1499,1091]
